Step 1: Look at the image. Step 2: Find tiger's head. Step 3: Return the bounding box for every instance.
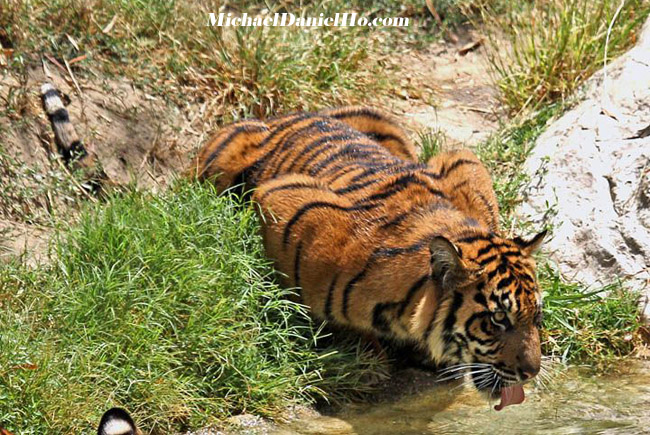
[427,230,547,394]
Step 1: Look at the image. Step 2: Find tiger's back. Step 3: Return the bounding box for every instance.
[192,107,546,395]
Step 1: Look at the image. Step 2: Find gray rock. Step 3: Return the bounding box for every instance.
[517,18,650,318]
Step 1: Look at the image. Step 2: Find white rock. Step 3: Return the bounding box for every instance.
[518,18,650,319]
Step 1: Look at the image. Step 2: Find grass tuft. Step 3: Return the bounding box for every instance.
[540,264,641,370]
[418,128,448,163]
[482,0,650,113]
[0,181,386,433]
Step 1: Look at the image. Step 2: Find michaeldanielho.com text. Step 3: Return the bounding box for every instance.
[207,12,410,28]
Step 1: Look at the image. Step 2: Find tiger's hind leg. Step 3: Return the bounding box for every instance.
[427,149,500,232]
[321,106,418,161]
[253,174,358,320]
[188,119,270,193]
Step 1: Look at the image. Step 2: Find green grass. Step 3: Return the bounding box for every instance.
[418,128,449,163]
[540,265,641,370]
[482,0,650,113]
[0,181,386,434]
[474,103,562,227]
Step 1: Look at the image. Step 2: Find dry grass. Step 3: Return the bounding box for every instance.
[1,0,415,122]
[482,0,650,113]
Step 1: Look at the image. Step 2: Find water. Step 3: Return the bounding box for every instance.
[275,361,650,435]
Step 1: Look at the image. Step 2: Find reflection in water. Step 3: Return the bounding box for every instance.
[276,361,650,435]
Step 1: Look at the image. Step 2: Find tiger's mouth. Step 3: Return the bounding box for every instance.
[470,369,526,411]
[436,363,529,410]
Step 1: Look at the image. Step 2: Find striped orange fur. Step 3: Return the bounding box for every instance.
[190,106,546,393]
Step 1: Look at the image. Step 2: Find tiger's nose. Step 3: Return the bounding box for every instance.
[519,362,540,380]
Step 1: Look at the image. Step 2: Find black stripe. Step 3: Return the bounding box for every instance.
[497,275,514,289]
[282,201,375,247]
[519,273,534,284]
[443,291,464,333]
[269,122,341,177]
[457,234,493,244]
[319,150,392,178]
[486,266,501,281]
[474,292,488,307]
[356,175,446,204]
[290,133,367,173]
[288,134,353,174]
[452,180,469,190]
[381,202,454,229]
[223,114,316,180]
[479,317,491,336]
[201,123,268,173]
[380,212,411,229]
[324,164,368,183]
[294,241,303,289]
[370,275,430,332]
[478,254,498,266]
[324,159,393,184]
[328,107,383,121]
[308,147,386,176]
[351,162,424,183]
[42,88,60,102]
[367,132,404,145]
[443,158,478,175]
[397,275,430,317]
[465,313,498,346]
[342,269,368,319]
[366,132,409,156]
[260,118,332,178]
[49,108,70,124]
[324,274,339,321]
[372,302,393,332]
[257,182,325,203]
[474,346,500,356]
[475,245,494,259]
[334,178,380,194]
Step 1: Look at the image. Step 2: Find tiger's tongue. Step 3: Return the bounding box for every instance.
[494,385,525,411]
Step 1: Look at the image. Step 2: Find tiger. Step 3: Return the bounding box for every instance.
[189,106,546,407]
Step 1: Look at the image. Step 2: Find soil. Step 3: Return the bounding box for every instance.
[380,27,501,147]
[1,64,203,262]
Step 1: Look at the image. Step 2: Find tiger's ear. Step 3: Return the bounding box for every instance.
[513,229,547,256]
[429,236,466,290]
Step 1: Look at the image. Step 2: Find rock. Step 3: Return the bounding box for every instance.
[517,18,650,319]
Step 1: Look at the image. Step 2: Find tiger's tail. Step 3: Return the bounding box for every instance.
[97,408,141,435]
[40,83,88,163]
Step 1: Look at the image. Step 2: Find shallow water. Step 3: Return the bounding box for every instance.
[276,360,650,435]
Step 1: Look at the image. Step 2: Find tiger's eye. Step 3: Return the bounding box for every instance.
[493,311,506,322]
